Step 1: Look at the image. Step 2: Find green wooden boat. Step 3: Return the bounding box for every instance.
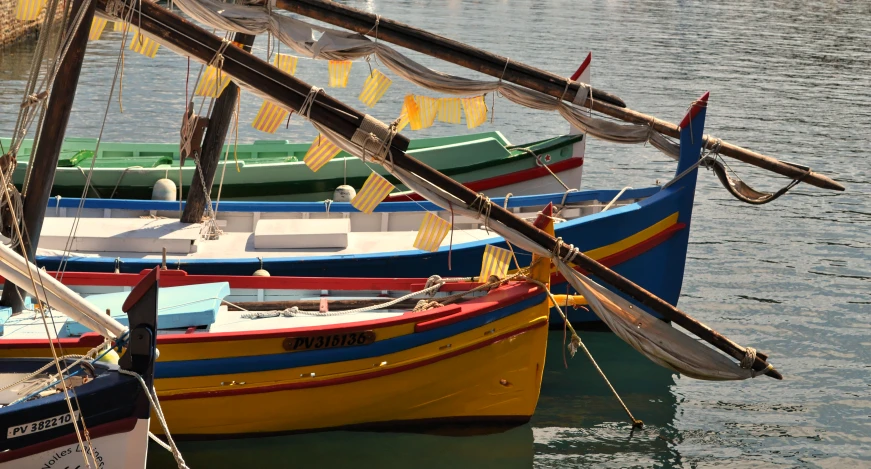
[1,132,582,201]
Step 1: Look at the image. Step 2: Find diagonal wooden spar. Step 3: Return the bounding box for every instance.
[276,0,844,193]
[95,0,782,379]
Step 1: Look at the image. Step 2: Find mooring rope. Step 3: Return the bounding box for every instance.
[525,276,643,429]
[118,369,189,469]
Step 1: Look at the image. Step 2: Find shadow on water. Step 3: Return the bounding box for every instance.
[147,331,681,468]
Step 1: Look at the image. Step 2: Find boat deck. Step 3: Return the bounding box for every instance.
[36,224,498,260]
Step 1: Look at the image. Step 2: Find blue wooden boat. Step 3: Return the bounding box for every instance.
[29,105,701,326]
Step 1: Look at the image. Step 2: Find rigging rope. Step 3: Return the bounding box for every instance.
[118,369,190,469]
[525,276,644,429]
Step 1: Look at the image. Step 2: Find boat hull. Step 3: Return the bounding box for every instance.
[0,419,149,469]
[159,307,547,437]
[34,183,694,326]
[0,359,151,468]
[3,133,580,201]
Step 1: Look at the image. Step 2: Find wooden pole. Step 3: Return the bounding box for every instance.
[93,0,782,379]
[275,0,843,193]
[0,0,95,313]
[180,32,255,224]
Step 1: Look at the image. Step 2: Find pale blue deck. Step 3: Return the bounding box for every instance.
[63,282,230,336]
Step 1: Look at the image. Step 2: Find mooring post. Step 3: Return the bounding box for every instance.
[180,33,256,224]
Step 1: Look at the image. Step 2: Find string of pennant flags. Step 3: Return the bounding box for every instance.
[85,21,490,133]
[81,19,505,256]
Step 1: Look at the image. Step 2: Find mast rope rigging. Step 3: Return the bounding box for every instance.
[526,275,644,429]
[56,1,140,279]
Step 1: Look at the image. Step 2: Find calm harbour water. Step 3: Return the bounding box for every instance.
[1,0,869,467]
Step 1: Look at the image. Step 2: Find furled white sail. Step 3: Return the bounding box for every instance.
[146,0,682,159]
[307,119,760,381]
[0,243,127,339]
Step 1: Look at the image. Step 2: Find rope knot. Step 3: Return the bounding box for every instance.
[424,275,444,295]
[567,333,581,357]
[351,114,397,170]
[299,86,322,120]
[412,299,443,312]
[740,347,756,369]
[740,346,775,378]
[20,91,48,109]
[470,193,492,233]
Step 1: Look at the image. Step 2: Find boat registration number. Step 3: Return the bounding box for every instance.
[283,331,376,351]
[7,411,80,439]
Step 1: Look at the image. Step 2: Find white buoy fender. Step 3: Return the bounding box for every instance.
[333,185,356,202]
[152,178,177,201]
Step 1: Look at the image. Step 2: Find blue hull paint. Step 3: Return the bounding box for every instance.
[157,293,545,379]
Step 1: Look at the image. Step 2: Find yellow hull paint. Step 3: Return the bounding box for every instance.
[0,300,548,436]
[151,298,548,436]
[159,319,547,436]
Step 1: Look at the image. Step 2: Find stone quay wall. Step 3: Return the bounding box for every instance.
[0,0,56,48]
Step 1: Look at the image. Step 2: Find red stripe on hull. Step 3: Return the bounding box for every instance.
[0,417,140,463]
[162,319,547,401]
[384,157,583,202]
[678,91,710,129]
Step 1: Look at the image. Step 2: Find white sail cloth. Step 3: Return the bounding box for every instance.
[166,0,681,159]
[0,244,127,339]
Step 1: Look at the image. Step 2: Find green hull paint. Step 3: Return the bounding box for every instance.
[1,132,580,201]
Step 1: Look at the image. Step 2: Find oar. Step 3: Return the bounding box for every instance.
[273,0,843,193]
[95,0,781,379]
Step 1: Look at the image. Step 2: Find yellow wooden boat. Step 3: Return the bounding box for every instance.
[0,262,551,438]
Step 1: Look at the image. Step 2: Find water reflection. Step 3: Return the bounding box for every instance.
[533,331,681,467]
[148,413,535,469]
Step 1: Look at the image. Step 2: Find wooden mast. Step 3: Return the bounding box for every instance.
[0,0,96,313]
[275,0,843,193]
[92,0,782,380]
[180,33,256,224]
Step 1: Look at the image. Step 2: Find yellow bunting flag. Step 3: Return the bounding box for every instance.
[88,17,108,41]
[358,70,392,108]
[413,212,452,252]
[400,95,420,131]
[274,53,298,76]
[252,54,298,133]
[437,98,462,124]
[352,172,394,214]
[479,245,512,281]
[251,102,287,134]
[412,96,439,130]
[303,134,342,172]
[328,61,352,88]
[15,0,44,21]
[194,65,233,98]
[113,21,127,32]
[396,109,410,132]
[461,96,488,129]
[129,28,159,58]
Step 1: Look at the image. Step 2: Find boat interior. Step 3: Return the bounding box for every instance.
[0,132,513,169]
[32,187,656,260]
[0,279,506,340]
